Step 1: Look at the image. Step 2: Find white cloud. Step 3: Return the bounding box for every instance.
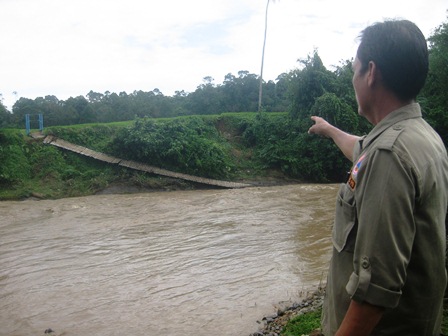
[1,0,446,110]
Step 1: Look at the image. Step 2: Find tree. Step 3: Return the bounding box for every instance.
[186,77,222,115]
[288,50,336,120]
[0,96,11,127]
[311,92,358,133]
[86,91,104,103]
[421,13,448,145]
[64,96,96,124]
[333,59,372,135]
[11,98,40,127]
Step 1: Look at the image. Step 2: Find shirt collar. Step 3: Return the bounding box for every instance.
[361,102,422,150]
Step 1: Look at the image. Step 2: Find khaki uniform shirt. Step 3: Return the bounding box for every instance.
[322,103,448,335]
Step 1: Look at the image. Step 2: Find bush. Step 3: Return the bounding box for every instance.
[0,131,31,185]
[28,143,70,179]
[111,117,235,179]
[242,114,351,181]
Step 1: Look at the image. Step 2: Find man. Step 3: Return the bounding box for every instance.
[308,20,448,335]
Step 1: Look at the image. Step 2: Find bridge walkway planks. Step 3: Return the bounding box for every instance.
[43,135,252,189]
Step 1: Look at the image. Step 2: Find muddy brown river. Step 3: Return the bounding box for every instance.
[0,184,336,336]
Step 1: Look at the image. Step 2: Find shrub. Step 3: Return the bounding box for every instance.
[111,117,234,178]
[0,131,31,185]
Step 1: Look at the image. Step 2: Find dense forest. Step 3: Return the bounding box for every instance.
[0,15,446,136]
[0,15,447,197]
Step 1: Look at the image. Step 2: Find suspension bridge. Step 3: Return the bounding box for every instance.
[41,135,252,189]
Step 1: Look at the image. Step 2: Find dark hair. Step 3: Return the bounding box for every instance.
[356,19,428,101]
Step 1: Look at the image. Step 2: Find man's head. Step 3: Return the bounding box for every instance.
[356,20,428,102]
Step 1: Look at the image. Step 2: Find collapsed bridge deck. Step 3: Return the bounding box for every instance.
[43,135,252,189]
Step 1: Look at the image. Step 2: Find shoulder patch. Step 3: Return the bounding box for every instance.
[352,154,366,177]
[347,154,367,190]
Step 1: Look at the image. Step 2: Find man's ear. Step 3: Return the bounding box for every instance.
[367,61,381,87]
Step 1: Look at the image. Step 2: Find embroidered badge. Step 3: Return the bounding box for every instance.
[348,175,356,189]
[352,154,365,177]
[347,154,366,190]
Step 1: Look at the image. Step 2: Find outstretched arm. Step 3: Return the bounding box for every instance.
[308,116,361,162]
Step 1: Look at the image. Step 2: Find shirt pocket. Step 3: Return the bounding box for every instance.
[332,183,357,253]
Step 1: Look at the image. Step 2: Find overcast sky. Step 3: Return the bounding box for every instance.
[1,0,447,110]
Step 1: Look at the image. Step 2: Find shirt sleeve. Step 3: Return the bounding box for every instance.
[346,148,416,308]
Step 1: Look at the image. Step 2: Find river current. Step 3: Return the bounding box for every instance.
[0,184,336,336]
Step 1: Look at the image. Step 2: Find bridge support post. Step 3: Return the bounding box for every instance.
[25,114,30,135]
[38,114,44,132]
[25,114,44,135]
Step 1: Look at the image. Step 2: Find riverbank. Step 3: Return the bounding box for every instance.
[250,288,325,336]
[8,170,302,201]
[251,289,448,336]
[94,173,302,194]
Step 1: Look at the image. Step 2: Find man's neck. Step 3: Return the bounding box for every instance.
[368,89,413,125]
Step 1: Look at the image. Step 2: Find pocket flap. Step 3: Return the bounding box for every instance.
[332,184,357,252]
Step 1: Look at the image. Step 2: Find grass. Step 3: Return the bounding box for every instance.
[281,303,448,335]
[281,308,321,336]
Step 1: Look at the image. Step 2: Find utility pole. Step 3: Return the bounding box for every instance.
[258,0,271,114]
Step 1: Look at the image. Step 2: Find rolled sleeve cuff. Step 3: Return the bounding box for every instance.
[346,272,402,308]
